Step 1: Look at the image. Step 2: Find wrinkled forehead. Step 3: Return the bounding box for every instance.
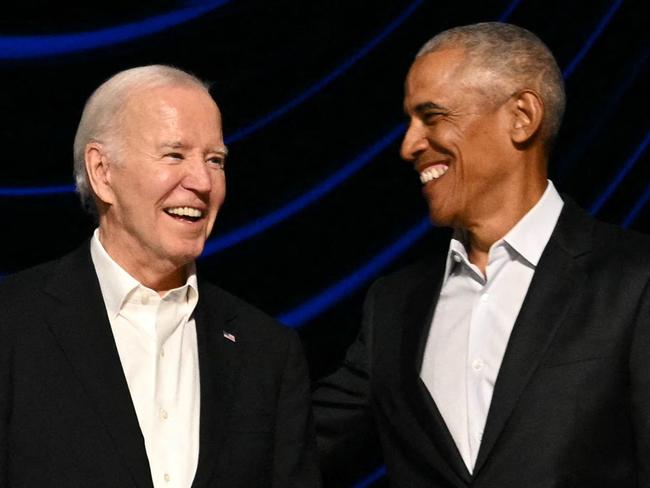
[406,48,467,86]
[118,84,223,142]
[404,48,500,111]
[125,84,219,118]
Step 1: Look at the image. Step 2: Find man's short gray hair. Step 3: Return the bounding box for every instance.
[417,22,565,150]
[73,65,210,215]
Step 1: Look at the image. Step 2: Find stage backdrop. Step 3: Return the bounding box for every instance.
[1,0,648,486]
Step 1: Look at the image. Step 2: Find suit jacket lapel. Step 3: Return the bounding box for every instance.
[401,253,472,486]
[42,243,153,488]
[191,284,241,488]
[473,201,592,475]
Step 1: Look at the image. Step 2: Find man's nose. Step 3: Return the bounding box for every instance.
[182,158,213,193]
[400,122,428,162]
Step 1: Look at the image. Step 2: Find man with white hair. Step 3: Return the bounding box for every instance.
[314,22,650,487]
[0,65,320,487]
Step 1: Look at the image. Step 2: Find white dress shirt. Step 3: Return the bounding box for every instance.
[420,181,564,473]
[90,230,200,488]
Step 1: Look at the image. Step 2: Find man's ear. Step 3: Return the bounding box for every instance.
[85,143,116,206]
[510,90,544,145]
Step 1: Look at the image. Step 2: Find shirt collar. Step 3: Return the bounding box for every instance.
[443,180,564,279]
[90,229,199,319]
[501,180,564,266]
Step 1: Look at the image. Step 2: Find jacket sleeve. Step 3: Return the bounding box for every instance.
[312,281,380,483]
[272,330,322,488]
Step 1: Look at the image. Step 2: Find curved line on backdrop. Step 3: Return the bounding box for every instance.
[0,0,421,196]
[589,127,650,215]
[0,0,232,59]
[622,182,650,228]
[201,123,406,255]
[497,0,526,22]
[279,217,432,327]
[351,466,388,488]
[561,0,624,79]
[0,184,76,197]
[225,0,423,144]
[556,40,650,180]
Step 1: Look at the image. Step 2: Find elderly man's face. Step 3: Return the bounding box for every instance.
[401,48,515,229]
[102,84,226,274]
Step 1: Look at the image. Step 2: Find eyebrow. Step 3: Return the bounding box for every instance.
[412,101,449,116]
[159,141,229,156]
[213,146,229,157]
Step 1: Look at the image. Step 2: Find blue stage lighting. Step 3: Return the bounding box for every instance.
[0,0,231,59]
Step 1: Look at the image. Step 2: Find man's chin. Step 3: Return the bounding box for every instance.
[426,204,456,228]
[165,241,206,267]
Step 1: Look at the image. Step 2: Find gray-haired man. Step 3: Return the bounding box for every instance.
[0,65,320,488]
[315,22,650,487]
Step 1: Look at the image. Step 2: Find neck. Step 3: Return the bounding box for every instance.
[97,226,189,295]
[464,176,548,275]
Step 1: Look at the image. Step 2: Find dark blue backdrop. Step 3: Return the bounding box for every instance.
[1,1,648,486]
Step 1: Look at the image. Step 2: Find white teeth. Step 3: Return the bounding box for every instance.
[419,165,449,183]
[166,207,203,218]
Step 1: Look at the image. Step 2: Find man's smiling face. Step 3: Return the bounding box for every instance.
[101,84,226,274]
[401,47,516,229]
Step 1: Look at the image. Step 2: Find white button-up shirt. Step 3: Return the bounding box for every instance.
[90,230,200,488]
[420,181,564,473]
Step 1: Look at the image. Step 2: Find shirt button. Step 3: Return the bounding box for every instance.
[160,348,165,358]
[141,294,149,305]
[160,408,168,420]
[480,293,489,302]
[164,473,170,482]
[472,359,484,371]
[453,254,462,263]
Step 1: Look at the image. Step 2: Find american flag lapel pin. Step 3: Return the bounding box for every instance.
[223,331,236,343]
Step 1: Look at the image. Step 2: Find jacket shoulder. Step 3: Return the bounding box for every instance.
[0,257,61,305]
[577,213,650,277]
[198,280,297,342]
[592,220,650,261]
[558,198,650,271]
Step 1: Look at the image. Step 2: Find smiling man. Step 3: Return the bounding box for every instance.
[314,23,650,487]
[0,66,320,488]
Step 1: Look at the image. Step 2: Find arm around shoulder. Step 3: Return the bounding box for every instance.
[629,278,650,486]
[273,329,322,488]
[312,281,380,483]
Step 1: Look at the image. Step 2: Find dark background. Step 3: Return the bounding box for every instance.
[1,0,648,486]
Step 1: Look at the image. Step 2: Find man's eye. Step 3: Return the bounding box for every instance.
[208,157,225,169]
[165,152,184,160]
[423,112,443,124]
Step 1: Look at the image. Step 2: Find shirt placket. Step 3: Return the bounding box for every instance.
[466,272,488,467]
[154,294,186,487]
[465,244,511,467]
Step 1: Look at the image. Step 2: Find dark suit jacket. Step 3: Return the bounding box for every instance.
[0,242,321,488]
[314,200,650,487]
